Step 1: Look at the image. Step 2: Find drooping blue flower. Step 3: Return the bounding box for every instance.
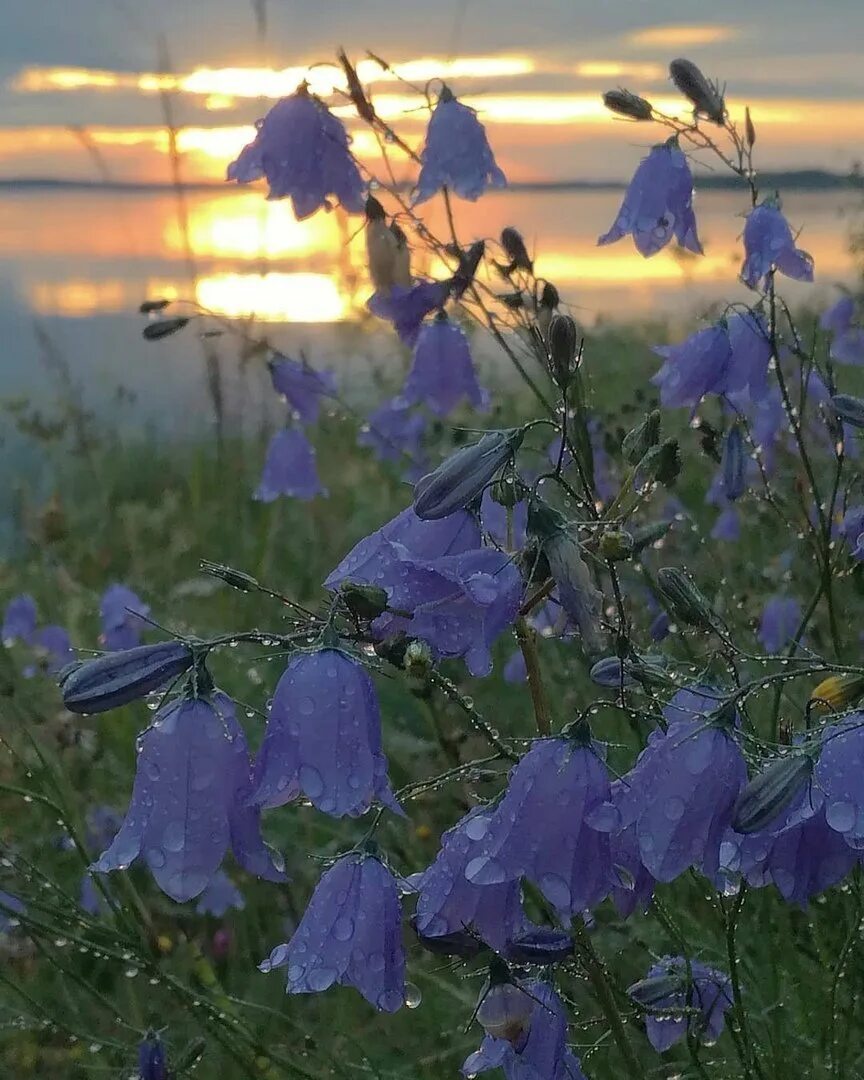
[227,86,365,218]
[814,714,864,847]
[412,807,528,953]
[138,1033,168,1080]
[400,314,489,417]
[94,692,285,901]
[711,505,740,542]
[100,584,150,652]
[250,648,400,817]
[464,735,612,918]
[629,956,733,1052]
[758,596,801,653]
[367,280,451,347]
[608,808,656,918]
[605,687,747,882]
[268,354,336,424]
[24,625,75,677]
[598,138,702,258]
[725,311,772,401]
[2,595,37,645]
[357,397,427,478]
[260,852,406,1011]
[196,870,246,917]
[254,427,325,502]
[820,296,864,365]
[413,87,506,206]
[463,980,586,1079]
[741,200,814,291]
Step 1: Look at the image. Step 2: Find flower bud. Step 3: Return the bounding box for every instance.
[745,106,756,148]
[721,424,746,502]
[139,299,171,314]
[830,394,864,429]
[490,473,522,509]
[809,673,864,712]
[669,58,726,125]
[590,656,637,689]
[413,429,524,520]
[621,410,661,466]
[500,227,533,273]
[505,928,574,964]
[638,438,681,487]
[339,582,389,620]
[200,560,259,592]
[628,972,685,1008]
[598,529,634,560]
[547,314,580,390]
[732,754,813,834]
[656,567,715,630]
[404,640,434,680]
[59,641,194,714]
[535,281,560,341]
[143,317,189,341]
[603,88,653,121]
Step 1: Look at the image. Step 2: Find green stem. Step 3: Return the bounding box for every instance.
[514,619,551,735]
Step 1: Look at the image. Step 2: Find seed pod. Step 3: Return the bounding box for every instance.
[365,198,410,290]
[721,424,746,501]
[744,106,756,148]
[628,973,685,1008]
[830,394,864,429]
[598,529,634,560]
[413,429,524,520]
[622,410,661,465]
[505,928,574,964]
[143,317,189,341]
[603,88,653,121]
[669,58,726,125]
[547,314,579,390]
[535,281,559,341]
[60,640,194,714]
[656,567,715,629]
[139,299,171,314]
[732,754,813,834]
[339,582,389,620]
[590,656,637,689]
[809,673,864,712]
[500,227,533,273]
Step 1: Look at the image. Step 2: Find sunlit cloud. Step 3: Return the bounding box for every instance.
[626,25,740,48]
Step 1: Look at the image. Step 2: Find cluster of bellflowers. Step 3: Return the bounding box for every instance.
[8,49,864,1077]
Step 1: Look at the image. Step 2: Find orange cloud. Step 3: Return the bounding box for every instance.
[626,25,740,48]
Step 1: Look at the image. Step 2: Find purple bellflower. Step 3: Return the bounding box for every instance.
[196,870,246,917]
[629,957,733,1052]
[463,979,586,1079]
[2,595,37,644]
[358,397,427,478]
[464,734,612,918]
[94,691,285,902]
[741,199,814,291]
[24,625,75,677]
[250,648,400,816]
[138,1034,168,1080]
[100,584,149,652]
[820,295,864,365]
[758,596,802,653]
[227,86,365,218]
[367,279,451,347]
[598,138,702,257]
[814,714,864,847]
[260,851,406,1011]
[608,811,657,918]
[413,86,506,206]
[255,427,325,502]
[268,354,336,424]
[400,313,489,416]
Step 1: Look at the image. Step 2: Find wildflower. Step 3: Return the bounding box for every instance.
[100,584,150,652]
[820,295,864,365]
[598,138,702,258]
[669,58,726,124]
[260,851,406,1011]
[401,313,489,417]
[94,691,285,901]
[367,279,451,347]
[412,807,528,953]
[653,324,731,408]
[358,398,427,476]
[414,429,523,520]
[196,870,245,917]
[464,735,612,918]
[463,979,586,1078]
[254,427,325,502]
[608,804,656,917]
[629,956,733,1052]
[267,354,336,424]
[2,595,37,645]
[603,88,653,121]
[813,714,864,846]
[250,648,400,817]
[60,641,194,714]
[138,1033,168,1080]
[413,86,506,205]
[26,626,75,676]
[227,86,364,218]
[758,596,801,653]
[726,310,772,400]
[606,687,748,882]
[741,199,814,291]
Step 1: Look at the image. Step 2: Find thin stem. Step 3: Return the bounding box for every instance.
[514,618,551,735]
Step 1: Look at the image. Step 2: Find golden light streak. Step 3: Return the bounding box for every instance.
[28,280,129,317]
[626,25,739,48]
[195,272,348,321]
[573,62,665,80]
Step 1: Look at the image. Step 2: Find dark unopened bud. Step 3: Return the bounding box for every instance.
[452,239,485,300]
[621,410,661,465]
[598,529,634,560]
[639,438,681,487]
[669,58,726,125]
[744,106,756,148]
[200,560,259,592]
[628,973,685,1008]
[602,88,653,121]
[505,928,574,964]
[656,567,715,630]
[590,656,637,689]
[139,298,171,314]
[339,582,389,620]
[143,317,189,341]
[500,227,533,273]
[721,425,746,502]
[413,429,524,520]
[490,473,522,509]
[498,290,525,310]
[547,314,580,389]
[732,754,813,834]
[60,641,194,714]
[373,633,410,668]
[831,394,864,429]
[631,519,673,554]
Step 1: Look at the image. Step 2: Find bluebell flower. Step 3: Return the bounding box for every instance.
[254,427,325,502]
[629,956,733,1052]
[464,735,612,918]
[250,648,400,817]
[412,807,528,953]
[100,584,149,652]
[2,595,37,644]
[358,397,427,478]
[503,649,527,684]
[138,1033,168,1080]
[413,86,506,206]
[24,625,75,677]
[814,714,864,846]
[463,980,586,1079]
[196,870,245,917]
[260,852,406,1011]
[367,280,451,347]
[400,313,489,417]
[653,324,731,408]
[820,295,864,365]
[268,354,336,424]
[741,199,814,290]
[227,86,365,218]
[758,596,801,653]
[598,138,702,257]
[605,687,747,882]
[608,805,656,918]
[725,311,772,400]
[94,691,285,901]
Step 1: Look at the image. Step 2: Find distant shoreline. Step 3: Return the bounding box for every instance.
[0,170,860,195]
